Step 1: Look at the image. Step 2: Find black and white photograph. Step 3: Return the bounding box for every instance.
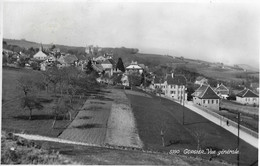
[1,0,259,165]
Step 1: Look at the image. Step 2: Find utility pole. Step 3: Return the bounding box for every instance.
[176,74,187,125]
[237,112,241,166]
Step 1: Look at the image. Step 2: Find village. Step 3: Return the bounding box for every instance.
[2,43,259,109]
[2,1,259,165]
[2,42,259,165]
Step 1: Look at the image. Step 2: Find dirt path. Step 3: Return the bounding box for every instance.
[105,89,143,148]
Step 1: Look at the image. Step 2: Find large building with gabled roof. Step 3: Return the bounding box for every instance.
[164,74,187,101]
[192,84,220,110]
[236,88,259,106]
[214,83,229,99]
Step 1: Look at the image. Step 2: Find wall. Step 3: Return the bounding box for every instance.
[236,96,259,106]
[193,97,219,110]
[165,84,187,101]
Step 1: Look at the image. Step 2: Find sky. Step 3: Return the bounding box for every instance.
[2,0,260,68]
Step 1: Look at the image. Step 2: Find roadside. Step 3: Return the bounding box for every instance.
[126,89,258,166]
[185,102,258,148]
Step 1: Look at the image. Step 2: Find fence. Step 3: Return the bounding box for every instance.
[191,103,258,138]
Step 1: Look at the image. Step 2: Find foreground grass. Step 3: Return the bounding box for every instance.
[126,89,258,166]
[28,138,231,165]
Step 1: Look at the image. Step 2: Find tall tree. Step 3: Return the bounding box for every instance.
[116,57,125,72]
[86,60,93,74]
[21,96,43,120]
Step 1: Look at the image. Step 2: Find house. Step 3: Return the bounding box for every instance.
[46,54,57,62]
[40,61,47,71]
[75,54,88,70]
[164,73,187,101]
[126,61,144,74]
[152,76,165,93]
[192,84,220,110]
[92,63,104,73]
[250,83,259,93]
[195,76,208,86]
[236,88,259,106]
[214,83,229,99]
[33,50,48,60]
[121,74,129,86]
[101,58,115,77]
[57,54,78,67]
[93,55,107,62]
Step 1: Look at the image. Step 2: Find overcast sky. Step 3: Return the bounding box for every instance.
[2,1,259,68]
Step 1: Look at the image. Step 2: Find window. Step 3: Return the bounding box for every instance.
[171,91,173,94]
[203,100,205,104]
[208,100,210,104]
[212,100,214,104]
[216,100,218,104]
[174,85,176,89]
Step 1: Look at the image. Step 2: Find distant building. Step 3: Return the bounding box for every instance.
[101,59,116,77]
[121,74,129,86]
[250,83,259,93]
[163,73,187,101]
[94,55,107,63]
[194,76,208,86]
[33,50,48,60]
[152,76,165,93]
[214,83,229,99]
[57,54,78,67]
[192,84,220,110]
[236,88,259,106]
[125,61,144,74]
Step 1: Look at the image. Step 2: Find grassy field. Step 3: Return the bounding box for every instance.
[125,89,258,166]
[219,99,259,132]
[2,67,85,137]
[58,93,112,145]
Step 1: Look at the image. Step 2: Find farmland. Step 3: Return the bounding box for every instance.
[2,67,85,137]
[219,99,259,132]
[125,89,258,165]
[58,93,112,145]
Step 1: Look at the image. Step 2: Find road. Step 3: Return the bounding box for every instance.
[185,102,258,149]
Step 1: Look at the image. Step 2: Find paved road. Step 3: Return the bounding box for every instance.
[185,102,258,149]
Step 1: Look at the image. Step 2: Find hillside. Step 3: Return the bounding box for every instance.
[235,64,259,72]
[3,38,86,53]
[3,38,259,84]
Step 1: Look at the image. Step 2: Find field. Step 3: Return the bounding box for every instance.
[58,92,112,145]
[125,89,258,165]
[219,99,259,132]
[2,67,84,137]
